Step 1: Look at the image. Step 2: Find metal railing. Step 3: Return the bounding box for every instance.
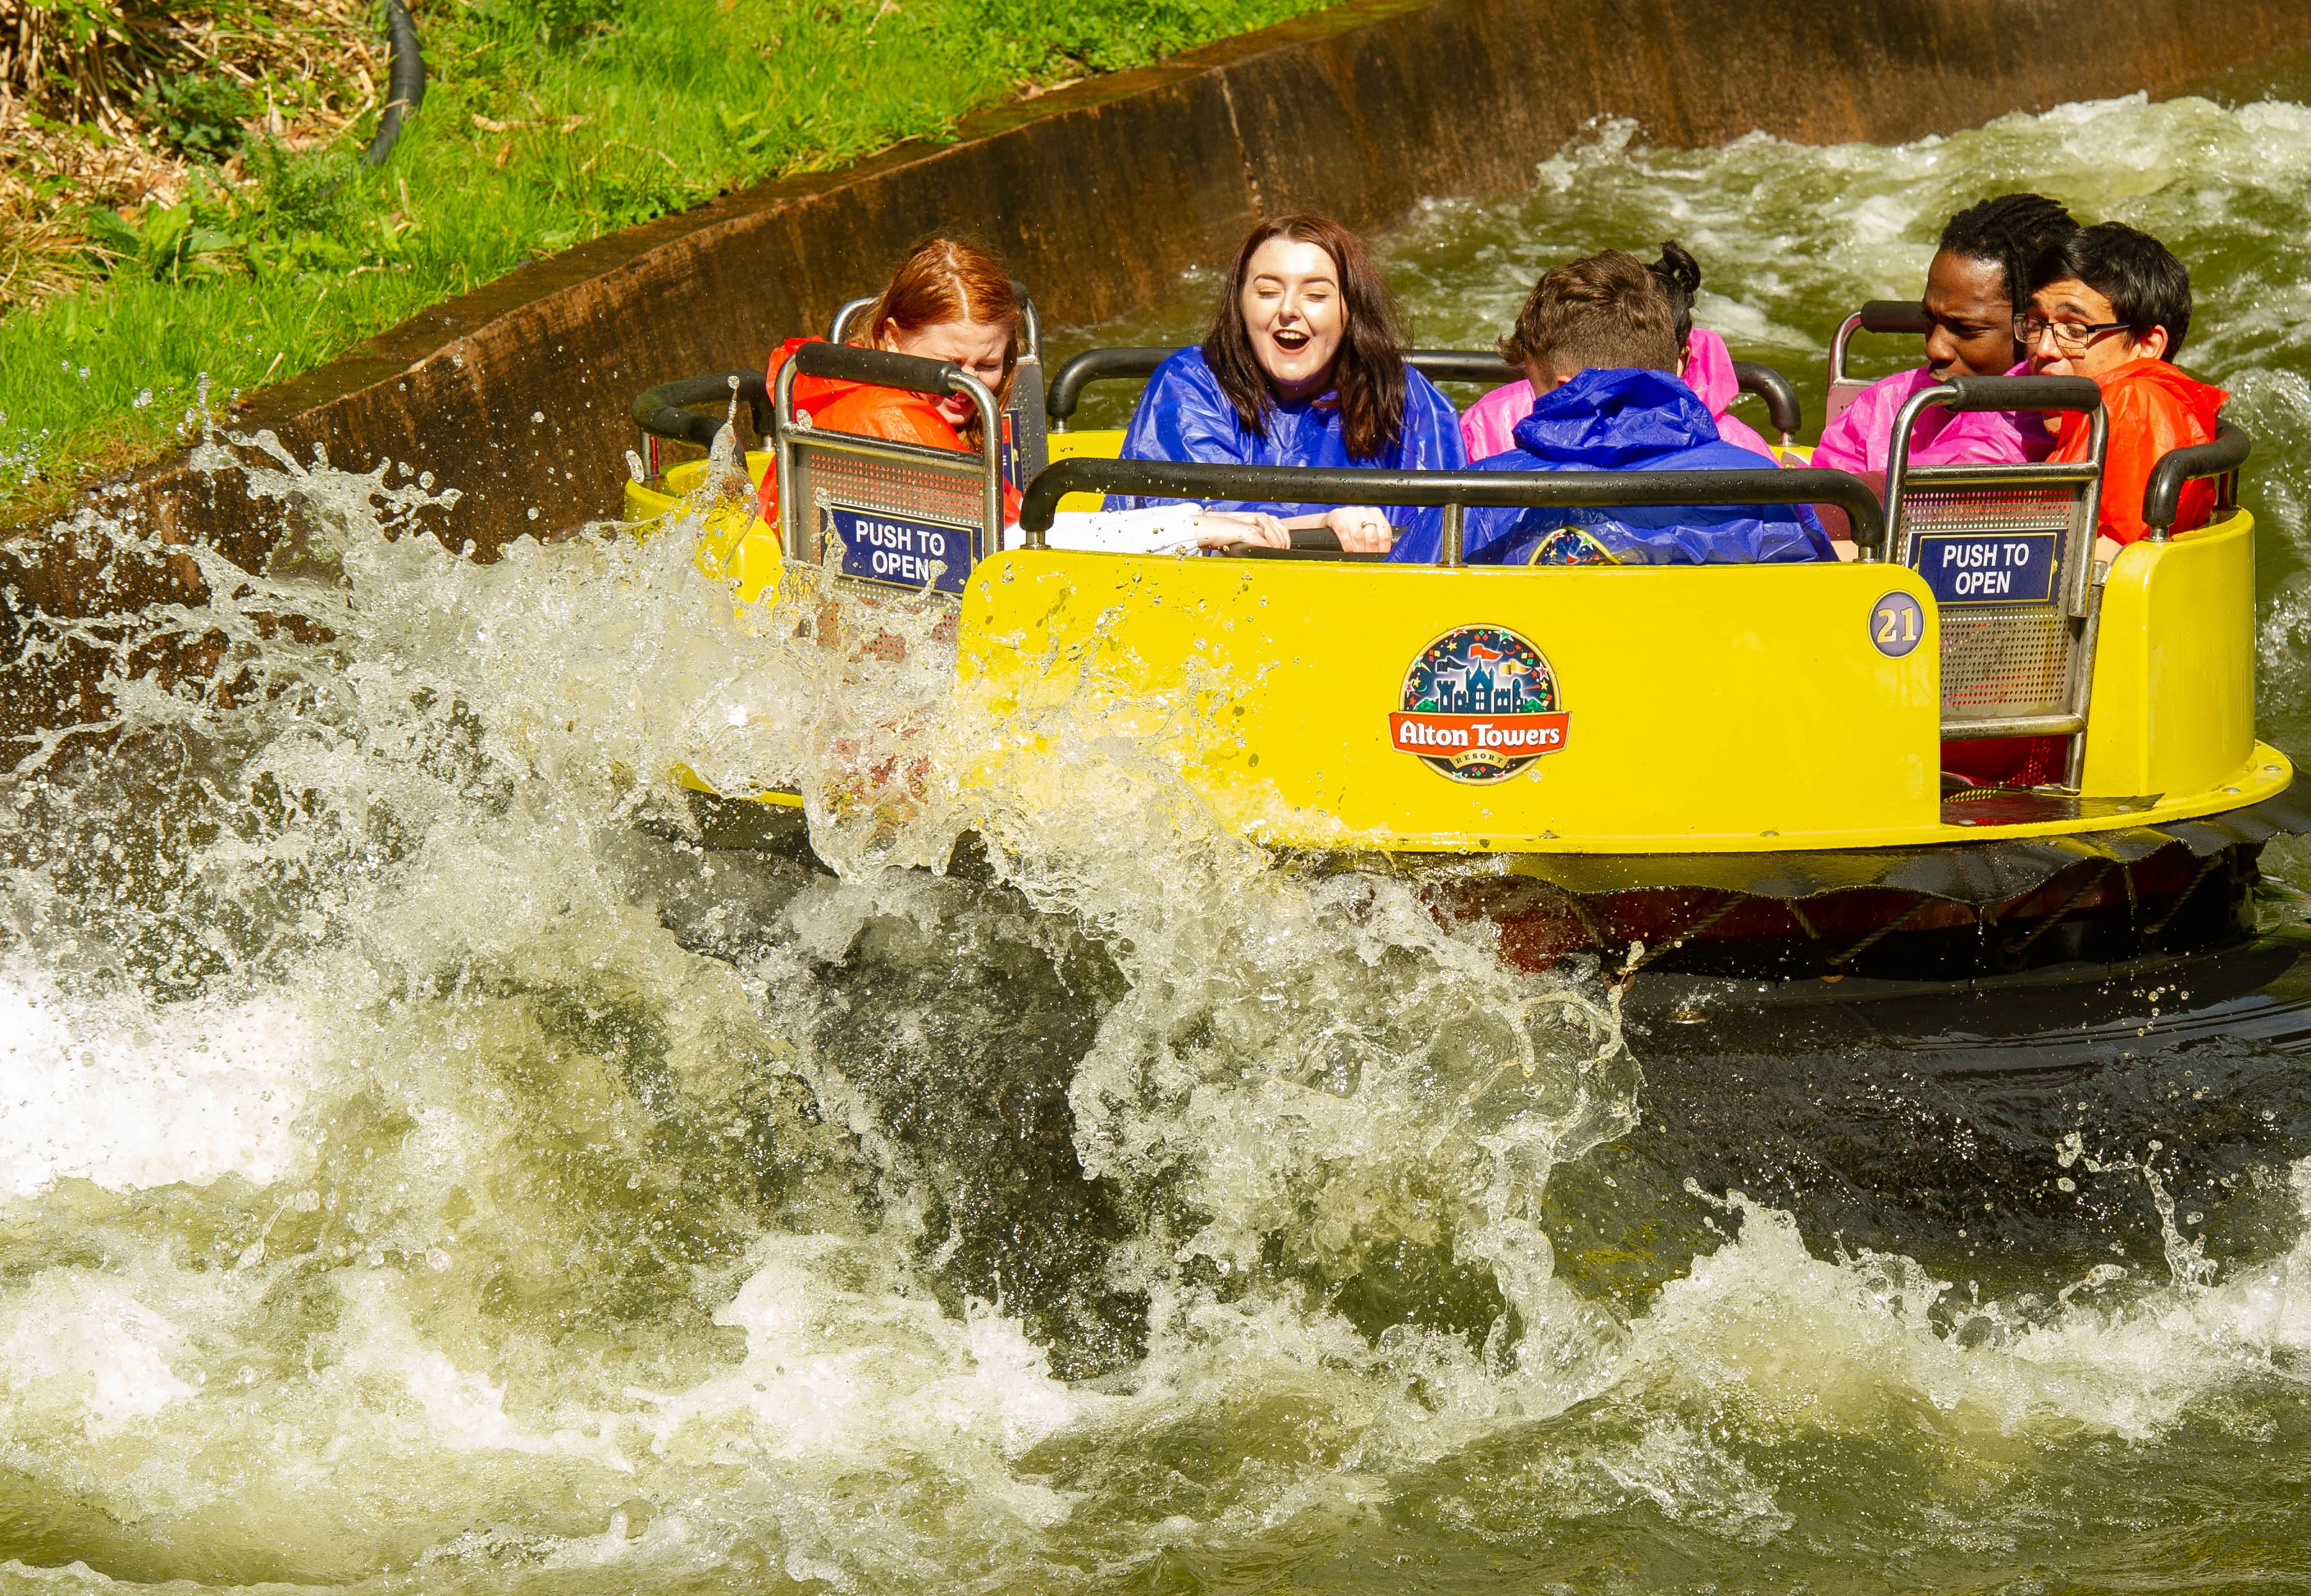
[1824,300,1935,430]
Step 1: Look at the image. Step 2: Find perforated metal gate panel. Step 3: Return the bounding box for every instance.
[1896,480,2084,723]
[788,429,991,596]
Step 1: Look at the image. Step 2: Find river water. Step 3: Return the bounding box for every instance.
[10,86,2311,1595]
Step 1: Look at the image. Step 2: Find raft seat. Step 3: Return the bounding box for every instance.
[1883,375,2108,788]
[773,341,1010,597]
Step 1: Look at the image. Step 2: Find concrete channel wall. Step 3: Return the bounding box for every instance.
[6,0,2311,744]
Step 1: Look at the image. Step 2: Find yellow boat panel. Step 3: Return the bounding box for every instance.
[625,433,1130,602]
[959,552,1947,851]
[2084,511,2258,800]
[957,547,2292,853]
[673,762,804,807]
[622,453,784,604]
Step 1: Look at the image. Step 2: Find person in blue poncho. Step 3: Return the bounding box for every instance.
[1390,249,1833,567]
[1114,214,1466,554]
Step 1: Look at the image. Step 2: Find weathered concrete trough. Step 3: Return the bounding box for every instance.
[7,0,2311,748]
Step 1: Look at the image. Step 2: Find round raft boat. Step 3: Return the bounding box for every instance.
[620,297,2308,983]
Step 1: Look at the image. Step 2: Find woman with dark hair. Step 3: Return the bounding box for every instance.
[1112,214,1466,554]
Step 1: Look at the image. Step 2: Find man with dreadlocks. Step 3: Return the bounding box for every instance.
[1812,193,2080,477]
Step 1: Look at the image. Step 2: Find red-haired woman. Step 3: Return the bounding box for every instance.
[1113,214,1467,554]
[757,237,1025,526]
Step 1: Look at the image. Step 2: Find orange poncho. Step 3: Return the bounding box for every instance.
[2049,358,2228,546]
[756,337,1021,527]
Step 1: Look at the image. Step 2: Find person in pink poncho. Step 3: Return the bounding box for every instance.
[1462,241,1778,463]
[1811,193,2080,480]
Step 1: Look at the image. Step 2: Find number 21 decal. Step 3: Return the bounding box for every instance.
[1870,591,1924,658]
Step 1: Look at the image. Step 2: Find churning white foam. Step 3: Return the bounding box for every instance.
[0,976,313,1199]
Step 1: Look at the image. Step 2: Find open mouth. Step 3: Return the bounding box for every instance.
[1269,328,1311,353]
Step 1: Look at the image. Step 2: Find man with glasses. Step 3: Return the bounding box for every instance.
[2022,222,2226,560]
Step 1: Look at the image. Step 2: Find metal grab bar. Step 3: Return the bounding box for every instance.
[1884,375,2104,606]
[1044,346,1530,424]
[1927,373,2102,413]
[1406,348,1522,385]
[2143,421,2253,539]
[831,282,1042,360]
[789,340,980,394]
[1828,300,1936,389]
[1016,458,1885,560]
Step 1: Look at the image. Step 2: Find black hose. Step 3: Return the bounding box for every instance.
[362,0,426,168]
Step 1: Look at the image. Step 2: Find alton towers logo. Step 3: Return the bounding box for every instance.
[1389,624,1571,782]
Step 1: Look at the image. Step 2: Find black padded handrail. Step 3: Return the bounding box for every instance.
[1018,458,1886,551]
[1045,346,1170,420]
[1729,360,1801,438]
[633,372,772,447]
[790,339,971,397]
[1933,373,2102,414]
[2144,420,2252,533]
[1858,300,1934,335]
[1045,346,1527,422]
[1407,348,1521,385]
[1046,344,1810,440]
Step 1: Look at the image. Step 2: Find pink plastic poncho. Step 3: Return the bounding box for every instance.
[1458,330,1778,462]
[1810,362,2056,475]
[1677,329,1777,461]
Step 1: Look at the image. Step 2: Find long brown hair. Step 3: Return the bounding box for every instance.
[1201,214,1407,461]
[857,236,1021,444]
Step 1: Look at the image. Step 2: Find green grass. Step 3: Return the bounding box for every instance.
[1,0,1331,522]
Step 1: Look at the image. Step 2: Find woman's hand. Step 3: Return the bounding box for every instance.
[1322,506,1394,553]
[1192,510,1290,549]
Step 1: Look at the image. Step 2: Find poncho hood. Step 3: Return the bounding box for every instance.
[1510,367,1721,467]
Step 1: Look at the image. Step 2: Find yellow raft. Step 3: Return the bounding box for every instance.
[618,325,2301,979]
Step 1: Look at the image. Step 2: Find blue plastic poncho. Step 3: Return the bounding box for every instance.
[1388,367,1831,566]
[1112,346,1468,548]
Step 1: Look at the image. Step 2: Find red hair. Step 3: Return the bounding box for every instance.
[858,237,1021,443]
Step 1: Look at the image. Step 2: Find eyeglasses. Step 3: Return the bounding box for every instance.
[2014,315,2132,352]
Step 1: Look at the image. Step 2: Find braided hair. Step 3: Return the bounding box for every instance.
[1938,193,2078,314]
